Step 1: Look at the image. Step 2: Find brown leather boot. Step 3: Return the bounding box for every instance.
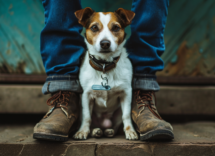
[132,90,174,141]
[33,91,80,141]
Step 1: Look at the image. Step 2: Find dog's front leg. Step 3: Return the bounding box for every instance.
[73,91,93,140]
[121,89,138,140]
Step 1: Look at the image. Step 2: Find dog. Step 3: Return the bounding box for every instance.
[73,7,138,140]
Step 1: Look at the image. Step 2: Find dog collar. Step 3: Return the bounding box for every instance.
[88,53,120,73]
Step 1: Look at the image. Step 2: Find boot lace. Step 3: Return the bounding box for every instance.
[46,91,71,109]
[135,90,162,119]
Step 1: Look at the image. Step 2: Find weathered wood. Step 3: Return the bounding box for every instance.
[0,74,47,83]
[2,74,215,85]
[158,0,215,77]
[156,86,215,115]
[0,0,45,74]
[0,122,215,156]
[1,85,215,115]
[0,85,49,113]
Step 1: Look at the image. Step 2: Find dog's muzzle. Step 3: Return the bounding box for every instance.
[100,40,111,50]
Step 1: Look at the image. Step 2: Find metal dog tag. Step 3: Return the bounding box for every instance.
[92,74,111,90]
[92,66,111,90]
[92,85,111,90]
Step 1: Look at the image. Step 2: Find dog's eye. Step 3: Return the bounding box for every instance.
[112,25,120,32]
[91,25,99,32]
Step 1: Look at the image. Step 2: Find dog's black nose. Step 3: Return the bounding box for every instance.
[100,40,111,49]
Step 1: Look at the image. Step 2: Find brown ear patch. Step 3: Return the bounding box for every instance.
[115,8,135,27]
[107,13,126,45]
[74,7,95,27]
[85,13,102,45]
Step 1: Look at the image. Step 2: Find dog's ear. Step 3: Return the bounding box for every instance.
[115,8,135,27]
[75,7,94,27]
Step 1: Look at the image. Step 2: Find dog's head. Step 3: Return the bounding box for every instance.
[75,7,135,57]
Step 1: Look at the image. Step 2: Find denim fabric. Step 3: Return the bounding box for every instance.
[40,0,168,93]
[132,74,160,91]
[126,0,169,76]
[42,75,83,94]
[41,0,86,76]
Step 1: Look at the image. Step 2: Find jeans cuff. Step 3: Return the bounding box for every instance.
[133,74,160,91]
[42,75,82,94]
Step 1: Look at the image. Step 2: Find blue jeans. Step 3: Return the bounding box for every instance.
[41,0,169,94]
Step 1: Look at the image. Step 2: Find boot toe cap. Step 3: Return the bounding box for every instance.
[34,123,68,136]
[139,119,173,134]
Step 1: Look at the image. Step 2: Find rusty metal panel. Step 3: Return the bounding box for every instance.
[0,0,45,74]
[157,0,215,77]
[0,0,215,77]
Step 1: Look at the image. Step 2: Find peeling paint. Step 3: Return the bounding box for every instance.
[8,4,13,10]
[0,61,26,73]
[213,17,215,25]
[0,0,45,74]
[158,0,215,77]
[157,42,215,77]
[6,49,11,55]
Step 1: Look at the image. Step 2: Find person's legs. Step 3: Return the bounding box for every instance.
[127,0,174,140]
[33,0,85,141]
[126,0,169,90]
[41,0,85,93]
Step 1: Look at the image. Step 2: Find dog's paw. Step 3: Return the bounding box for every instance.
[104,129,115,138]
[73,129,90,140]
[91,128,103,138]
[125,129,138,140]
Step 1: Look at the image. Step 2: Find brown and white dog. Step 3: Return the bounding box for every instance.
[73,7,138,140]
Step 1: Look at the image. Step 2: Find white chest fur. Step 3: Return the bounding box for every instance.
[79,47,133,110]
[89,87,123,113]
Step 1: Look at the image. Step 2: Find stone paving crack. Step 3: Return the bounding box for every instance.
[94,144,98,156]
[18,144,25,156]
[61,145,70,156]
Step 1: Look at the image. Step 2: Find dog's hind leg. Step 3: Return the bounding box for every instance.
[104,129,115,137]
[91,128,103,138]
[107,107,122,137]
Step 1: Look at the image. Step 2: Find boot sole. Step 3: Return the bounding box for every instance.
[33,133,68,142]
[140,129,174,141]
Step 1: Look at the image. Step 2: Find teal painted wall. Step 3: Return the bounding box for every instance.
[0,0,44,74]
[0,0,215,77]
[158,0,215,77]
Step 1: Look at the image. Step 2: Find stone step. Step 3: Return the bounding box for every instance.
[0,85,215,115]
[0,122,215,156]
